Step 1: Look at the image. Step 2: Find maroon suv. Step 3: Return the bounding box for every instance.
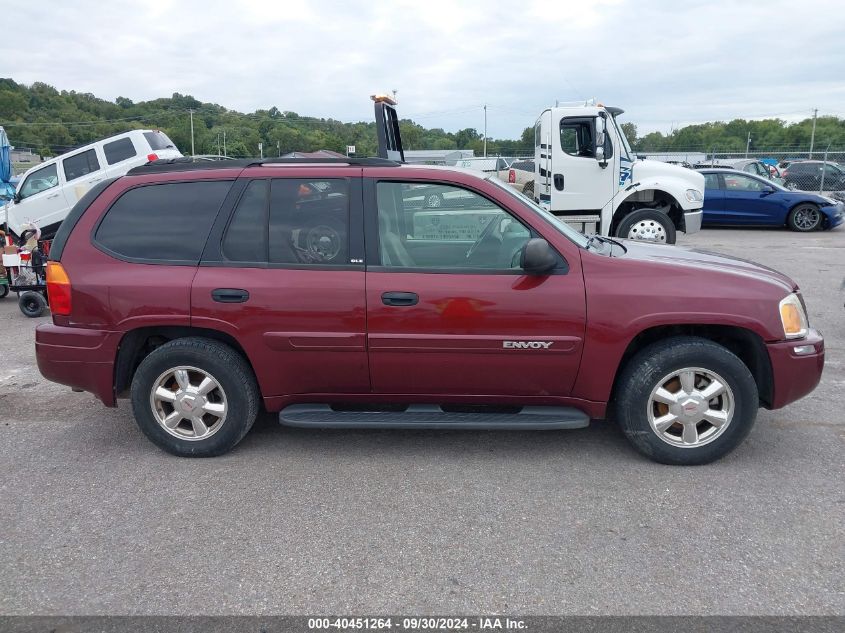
[36,157,824,464]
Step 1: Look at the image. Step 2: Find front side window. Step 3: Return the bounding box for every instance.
[723,174,768,192]
[222,178,349,266]
[18,163,59,200]
[63,149,101,182]
[104,137,137,165]
[376,181,531,270]
[560,117,613,160]
[95,181,232,262]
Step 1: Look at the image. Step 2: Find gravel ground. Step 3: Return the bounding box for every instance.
[0,227,843,615]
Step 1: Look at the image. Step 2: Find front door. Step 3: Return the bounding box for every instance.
[191,173,369,399]
[364,179,586,397]
[701,172,725,223]
[721,173,777,224]
[550,116,615,213]
[10,161,67,235]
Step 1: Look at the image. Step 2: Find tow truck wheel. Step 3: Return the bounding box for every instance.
[19,291,47,318]
[424,192,444,208]
[0,284,8,299]
[613,336,758,465]
[615,209,676,244]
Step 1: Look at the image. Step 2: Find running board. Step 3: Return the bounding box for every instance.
[278,404,589,430]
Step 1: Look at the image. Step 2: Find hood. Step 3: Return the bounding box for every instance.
[632,159,705,189]
[618,240,797,294]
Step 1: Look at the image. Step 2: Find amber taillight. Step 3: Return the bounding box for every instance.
[46,261,72,316]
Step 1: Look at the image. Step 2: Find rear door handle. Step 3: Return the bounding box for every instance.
[211,288,249,303]
[553,173,564,191]
[382,291,418,307]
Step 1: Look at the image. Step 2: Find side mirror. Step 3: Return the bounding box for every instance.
[520,238,557,275]
[595,116,608,168]
[13,191,21,204]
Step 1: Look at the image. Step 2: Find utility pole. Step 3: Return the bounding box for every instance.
[188,109,196,156]
[216,132,221,158]
[277,141,281,157]
[745,131,751,158]
[223,130,226,157]
[483,104,487,158]
[809,108,818,158]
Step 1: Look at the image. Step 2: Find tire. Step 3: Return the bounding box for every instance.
[0,284,8,299]
[613,336,758,465]
[787,204,822,232]
[615,209,677,244]
[19,291,47,317]
[424,192,444,208]
[130,337,260,457]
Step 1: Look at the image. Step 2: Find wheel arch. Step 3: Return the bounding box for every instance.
[611,188,687,235]
[114,326,254,399]
[609,324,774,409]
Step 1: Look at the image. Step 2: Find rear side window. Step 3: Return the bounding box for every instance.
[221,178,349,266]
[704,174,720,189]
[103,137,137,165]
[143,131,176,151]
[95,181,232,263]
[63,149,101,182]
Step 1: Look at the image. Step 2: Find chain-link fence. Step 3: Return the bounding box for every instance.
[640,147,845,197]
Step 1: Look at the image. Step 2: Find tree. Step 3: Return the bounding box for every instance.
[620,122,638,145]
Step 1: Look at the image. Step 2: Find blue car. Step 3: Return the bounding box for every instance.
[701,168,844,231]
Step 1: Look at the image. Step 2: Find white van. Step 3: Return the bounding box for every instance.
[5,129,181,239]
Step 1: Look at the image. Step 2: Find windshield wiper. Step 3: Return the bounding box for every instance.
[586,234,627,255]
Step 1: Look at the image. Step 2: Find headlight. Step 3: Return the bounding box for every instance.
[685,188,703,202]
[779,293,809,339]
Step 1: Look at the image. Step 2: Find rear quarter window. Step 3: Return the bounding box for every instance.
[104,137,137,165]
[94,180,232,263]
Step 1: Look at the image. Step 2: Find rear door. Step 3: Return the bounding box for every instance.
[191,168,369,400]
[61,147,108,209]
[364,177,586,397]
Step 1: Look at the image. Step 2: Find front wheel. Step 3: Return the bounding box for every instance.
[787,204,821,232]
[615,209,677,244]
[613,337,759,465]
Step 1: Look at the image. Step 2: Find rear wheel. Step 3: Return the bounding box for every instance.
[615,209,677,244]
[787,204,821,231]
[18,291,47,317]
[130,337,260,457]
[0,284,8,299]
[522,181,534,197]
[613,337,758,465]
[424,192,444,208]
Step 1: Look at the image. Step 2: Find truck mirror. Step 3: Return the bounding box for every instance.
[595,116,607,167]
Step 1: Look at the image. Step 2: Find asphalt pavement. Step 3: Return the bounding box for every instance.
[1,227,843,615]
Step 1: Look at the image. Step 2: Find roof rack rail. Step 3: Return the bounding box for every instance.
[249,157,400,167]
[127,156,401,176]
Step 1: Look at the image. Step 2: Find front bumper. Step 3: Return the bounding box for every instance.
[765,328,824,409]
[821,203,844,228]
[35,324,119,406]
[682,209,703,234]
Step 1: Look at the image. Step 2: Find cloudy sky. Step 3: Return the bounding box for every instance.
[4,0,844,138]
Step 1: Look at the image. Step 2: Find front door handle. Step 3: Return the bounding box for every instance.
[47,193,60,199]
[553,173,564,191]
[382,291,418,307]
[211,288,249,303]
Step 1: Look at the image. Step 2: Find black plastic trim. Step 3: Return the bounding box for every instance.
[127,156,399,176]
[48,178,118,261]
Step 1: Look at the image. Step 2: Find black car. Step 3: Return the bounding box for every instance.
[782,161,845,192]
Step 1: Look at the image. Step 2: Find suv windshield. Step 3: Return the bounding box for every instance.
[485,175,591,248]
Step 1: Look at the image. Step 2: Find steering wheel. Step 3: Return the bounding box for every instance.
[464,214,503,263]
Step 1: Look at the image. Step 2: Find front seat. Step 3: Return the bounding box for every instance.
[379,213,415,267]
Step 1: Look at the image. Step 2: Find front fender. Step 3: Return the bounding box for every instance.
[615,175,704,212]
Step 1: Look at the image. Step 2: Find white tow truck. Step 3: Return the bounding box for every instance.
[534,102,703,244]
